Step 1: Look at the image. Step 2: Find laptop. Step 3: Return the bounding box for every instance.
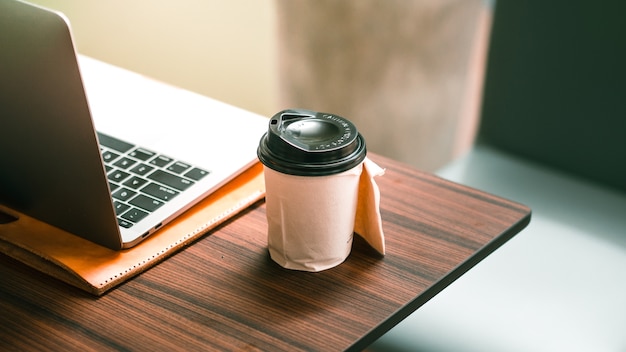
[0,0,268,250]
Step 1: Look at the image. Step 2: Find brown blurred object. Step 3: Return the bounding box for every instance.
[276,0,491,171]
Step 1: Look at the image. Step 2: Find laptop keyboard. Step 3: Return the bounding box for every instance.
[97,132,209,229]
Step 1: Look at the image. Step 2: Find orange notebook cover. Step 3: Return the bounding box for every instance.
[0,163,265,296]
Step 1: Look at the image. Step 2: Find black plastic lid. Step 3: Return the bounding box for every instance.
[257,109,367,176]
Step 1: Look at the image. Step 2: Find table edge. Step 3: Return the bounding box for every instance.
[348,210,532,351]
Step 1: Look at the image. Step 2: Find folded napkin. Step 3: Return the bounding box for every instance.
[354,157,386,255]
[0,163,265,296]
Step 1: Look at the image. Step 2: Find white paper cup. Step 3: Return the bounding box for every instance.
[263,163,363,271]
[257,109,367,271]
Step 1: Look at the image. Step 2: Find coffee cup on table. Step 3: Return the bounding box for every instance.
[257,109,367,271]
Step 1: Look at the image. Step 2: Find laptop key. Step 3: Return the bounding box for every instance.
[129,148,155,161]
[97,132,134,153]
[123,176,148,189]
[112,187,137,202]
[108,170,130,183]
[118,218,134,228]
[129,194,164,212]
[167,161,191,174]
[185,167,210,181]
[150,155,173,167]
[148,170,194,191]
[121,207,149,223]
[130,163,154,176]
[102,150,120,163]
[113,157,136,169]
[113,201,130,215]
[142,182,179,201]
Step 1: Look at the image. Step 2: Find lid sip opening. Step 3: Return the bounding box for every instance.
[258,109,367,176]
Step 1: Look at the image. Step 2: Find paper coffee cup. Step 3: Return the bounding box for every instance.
[263,164,362,271]
[257,109,367,271]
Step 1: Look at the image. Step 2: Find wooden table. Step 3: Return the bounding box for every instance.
[0,154,530,351]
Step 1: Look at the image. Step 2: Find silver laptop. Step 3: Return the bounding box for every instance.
[0,0,268,249]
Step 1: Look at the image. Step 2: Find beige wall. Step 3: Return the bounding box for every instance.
[28,0,489,171]
[29,0,278,118]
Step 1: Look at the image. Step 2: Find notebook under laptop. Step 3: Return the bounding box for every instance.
[0,0,268,250]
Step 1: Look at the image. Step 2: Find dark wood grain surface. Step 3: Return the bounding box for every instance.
[0,154,530,351]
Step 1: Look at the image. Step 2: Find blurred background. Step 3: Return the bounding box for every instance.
[28,0,491,172]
